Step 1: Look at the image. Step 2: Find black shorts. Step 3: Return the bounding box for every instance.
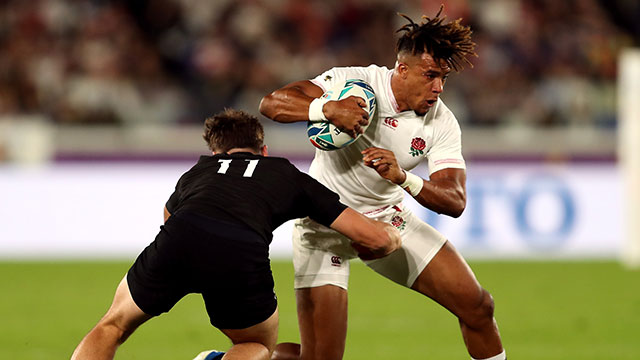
[127,211,277,329]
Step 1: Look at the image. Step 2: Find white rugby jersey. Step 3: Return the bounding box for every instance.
[309,64,466,212]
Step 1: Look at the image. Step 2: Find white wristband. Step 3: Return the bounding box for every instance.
[308,97,330,121]
[400,170,423,196]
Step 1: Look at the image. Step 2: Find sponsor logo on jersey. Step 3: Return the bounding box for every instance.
[383,117,398,129]
[391,215,406,231]
[324,75,333,82]
[409,137,426,157]
[330,255,342,266]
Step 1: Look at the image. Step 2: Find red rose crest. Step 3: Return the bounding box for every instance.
[391,215,406,231]
[409,137,426,157]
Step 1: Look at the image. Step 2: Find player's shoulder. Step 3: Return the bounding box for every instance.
[264,156,301,173]
[430,99,458,125]
[266,155,291,164]
[327,64,390,81]
[356,63,390,74]
[424,99,463,138]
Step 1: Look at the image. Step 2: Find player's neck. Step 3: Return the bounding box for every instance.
[216,146,268,156]
[227,147,257,154]
[390,71,410,112]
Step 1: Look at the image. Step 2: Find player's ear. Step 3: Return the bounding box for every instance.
[396,61,409,78]
[261,145,268,157]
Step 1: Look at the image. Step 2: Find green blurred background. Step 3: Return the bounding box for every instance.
[2,261,639,359]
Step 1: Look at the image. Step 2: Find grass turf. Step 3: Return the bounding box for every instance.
[1,260,638,359]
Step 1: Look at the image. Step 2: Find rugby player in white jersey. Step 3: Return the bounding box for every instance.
[259,8,506,360]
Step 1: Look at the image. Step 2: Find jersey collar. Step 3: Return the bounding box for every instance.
[386,69,401,113]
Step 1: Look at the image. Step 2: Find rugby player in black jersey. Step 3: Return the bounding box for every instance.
[70,109,401,360]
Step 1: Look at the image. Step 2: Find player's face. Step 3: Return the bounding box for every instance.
[399,53,450,116]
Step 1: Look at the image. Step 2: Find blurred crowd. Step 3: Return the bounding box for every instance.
[0,0,637,128]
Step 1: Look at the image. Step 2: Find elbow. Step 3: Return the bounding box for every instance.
[258,94,273,119]
[443,193,466,218]
[259,93,282,122]
[450,197,466,218]
[448,204,465,218]
[450,185,467,218]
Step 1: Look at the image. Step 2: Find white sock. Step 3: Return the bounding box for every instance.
[472,350,506,360]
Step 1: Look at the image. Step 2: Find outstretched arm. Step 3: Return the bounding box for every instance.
[362,147,466,218]
[329,208,401,259]
[259,80,370,137]
[259,80,324,123]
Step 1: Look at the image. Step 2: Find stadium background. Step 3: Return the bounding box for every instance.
[1,0,639,359]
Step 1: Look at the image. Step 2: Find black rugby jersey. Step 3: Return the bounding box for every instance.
[165,153,347,243]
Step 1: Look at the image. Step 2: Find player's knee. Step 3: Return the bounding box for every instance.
[97,315,136,344]
[247,342,271,360]
[92,321,124,345]
[460,288,495,329]
[225,342,270,360]
[272,342,300,360]
[480,289,495,318]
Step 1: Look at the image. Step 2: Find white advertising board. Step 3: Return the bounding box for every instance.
[0,161,622,260]
[406,163,622,259]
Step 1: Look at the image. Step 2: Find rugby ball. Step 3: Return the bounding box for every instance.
[307,79,376,151]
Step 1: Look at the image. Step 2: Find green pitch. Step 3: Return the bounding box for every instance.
[1,260,639,359]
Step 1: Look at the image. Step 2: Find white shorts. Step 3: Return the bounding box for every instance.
[293,203,447,290]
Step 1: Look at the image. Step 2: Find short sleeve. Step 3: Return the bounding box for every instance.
[310,66,375,93]
[165,186,180,214]
[310,68,339,92]
[294,169,348,227]
[426,112,466,175]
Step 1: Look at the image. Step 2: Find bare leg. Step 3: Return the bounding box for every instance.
[282,285,347,360]
[411,241,503,359]
[224,343,270,360]
[71,275,153,360]
[221,308,279,360]
[272,242,503,360]
[271,342,300,360]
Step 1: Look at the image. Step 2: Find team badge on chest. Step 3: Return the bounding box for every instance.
[409,137,426,157]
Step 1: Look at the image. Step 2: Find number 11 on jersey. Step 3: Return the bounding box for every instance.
[217,159,260,177]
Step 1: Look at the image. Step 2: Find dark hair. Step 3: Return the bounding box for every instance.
[203,108,264,153]
[395,5,477,71]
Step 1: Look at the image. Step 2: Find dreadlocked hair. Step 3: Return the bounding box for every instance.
[395,5,477,71]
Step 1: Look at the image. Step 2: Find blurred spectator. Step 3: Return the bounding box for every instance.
[0,0,191,126]
[0,0,636,128]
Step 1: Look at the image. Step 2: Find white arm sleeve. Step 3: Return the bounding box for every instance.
[310,66,376,93]
[426,113,466,175]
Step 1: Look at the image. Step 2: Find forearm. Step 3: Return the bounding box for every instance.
[395,168,466,217]
[330,208,400,258]
[412,178,466,218]
[361,147,467,217]
[259,82,323,123]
